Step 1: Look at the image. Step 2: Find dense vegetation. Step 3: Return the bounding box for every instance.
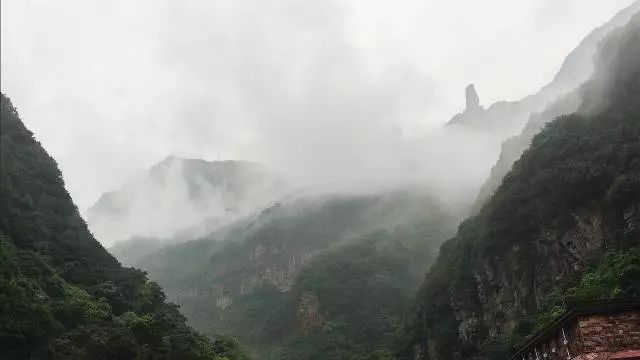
[0,93,248,360]
[401,13,640,360]
[131,189,457,359]
[265,221,454,360]
[510,246,640,347]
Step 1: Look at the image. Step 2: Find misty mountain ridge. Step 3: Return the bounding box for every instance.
[403,10,640,359]
[125,187,459,358]
[88,155,286,246]
[448,0,640,138]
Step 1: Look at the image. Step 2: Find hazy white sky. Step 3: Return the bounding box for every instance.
[1,0,636,210]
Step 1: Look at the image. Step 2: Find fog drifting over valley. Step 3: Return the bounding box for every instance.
[1,0,636,245]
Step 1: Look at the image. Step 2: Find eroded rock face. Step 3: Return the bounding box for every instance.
[445,205,638,354]
[297,292,325,335]
[213,244,319,296]
[465,84,481,111]
[172,243,319,309]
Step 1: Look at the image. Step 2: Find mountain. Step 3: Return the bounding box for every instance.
[472,1,640,211]
[128,189,459,358]
[87,156,285,246]
[0,93,248,359]
[402,11,640,360]
[448,1,640,138]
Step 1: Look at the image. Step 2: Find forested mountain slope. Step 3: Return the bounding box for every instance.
[472,1,640,212]
[402,12,640,360]
[132,189,458,359]
[0,93,248,360]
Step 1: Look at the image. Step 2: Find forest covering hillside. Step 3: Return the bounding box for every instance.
[0,93,248,360]
[130,190,458,359]
[402,12,640,360]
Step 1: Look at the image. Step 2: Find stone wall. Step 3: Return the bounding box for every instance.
[578,311,640,353]
[512,310,640,360]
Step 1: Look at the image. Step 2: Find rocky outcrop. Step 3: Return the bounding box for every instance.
[169,243,318,309]
[461,205,636,340]
[446,1,640,138]
[297,292,325,335]
[465,84,481,111]
[214,245,319,299]
[448,84,485,128]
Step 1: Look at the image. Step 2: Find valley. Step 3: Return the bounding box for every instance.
[1,1,639,360]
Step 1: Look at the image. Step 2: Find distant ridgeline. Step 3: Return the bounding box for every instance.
[0,93,248,360]
[400,10,640,360]
[87,155,284,246]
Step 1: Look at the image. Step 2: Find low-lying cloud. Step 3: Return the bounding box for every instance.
[1,0,635,244]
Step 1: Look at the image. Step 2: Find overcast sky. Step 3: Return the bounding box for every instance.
[1,0,636,211]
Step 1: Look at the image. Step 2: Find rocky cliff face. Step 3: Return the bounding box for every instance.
[408,13,640,360]
[297,292,325,335]
[208,243,319,301]
[454,204,638,341]
[465,84,481,111]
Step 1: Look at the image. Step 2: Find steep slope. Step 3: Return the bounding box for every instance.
[403,12,640,360]
[473,1,640,212]
[132,189,458,358]
[448,1,640,138]
[471,91,582,212]
[264,225,454,360]
[88,156,284,246]
[0,93,248,360]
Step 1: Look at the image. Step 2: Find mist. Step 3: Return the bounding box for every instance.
[1,0,636,245]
